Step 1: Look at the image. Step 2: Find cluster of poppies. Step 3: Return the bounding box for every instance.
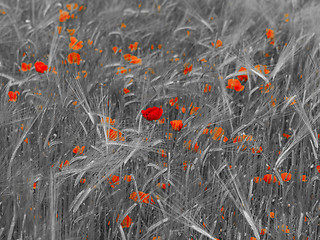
[141,106,184,131]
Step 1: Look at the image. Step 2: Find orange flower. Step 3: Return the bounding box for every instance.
[183,63,192,75]
[271,96,276,107]
[116,214,133,228]
[106,129,116,141]
[158,118,165,124]
[123,88,130,94]
[35,61,48,73]
[24,138,29,143]
[216,39,222,48]
[160,149,167,157]
[226,79,244,92]
[66,28,75,36]
[108,174,120,188]
[254,64,262,73]
[59,160,70,171]
[124,175,132,182]
[120,23,126,28]
[281,172,291,182]
[80,178,86,184]
[189,106,199,115]
[269,212,275,218]
[67,52,81,65]
[255,64,270,74]
[128,42,138,51]
[263,174,277,184]
[301,175,307,182]
[59,9,70,22]
[253,177,261,183]
[21,62,32,72]
[281,224,290,233]
[237,67,248,82]
[121,215,132,228]
[260,228,267,235]
[193,142,199,152]
[183,161,188,171]
[33,182,37,189]
[123,54,141,64]
[170,120,183,131]
[101,117,115,125]
[317,165,320,173]
[259,82,273,93]
[204,84,212,93]
[266,28,274,39]
[8,91,20,102]
[66,3,78,11]
[283,133,291,139]
[69,37,83,50]
[212,127,224,140]
[112,46,118,53]
[129,55,142,64]
[254,146,263,153]
[129,191,155,204]
[262,65,270,74]
[169,97,178,106]
[73,145,85,154]
[106,129,125,141]
[157,183,168,190]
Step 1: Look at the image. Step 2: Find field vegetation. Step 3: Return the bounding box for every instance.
[0,0,319,239]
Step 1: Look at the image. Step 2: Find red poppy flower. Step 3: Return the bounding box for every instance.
[59,160,70,171]
[237,67,248,82]
[129,191,155,204]
[253,177,261,183]
[266,28,274,39]
[263,174,277,184]
[212,127,224,140]
[69,36,83,50]
[59,9,70,22]
[141,107,163,121]
[8,91,20,102]
[226,79,244,92]
[35,61,48,73]
[108,174,120,188]
[281,172,291,182]
[128,42,138,52]
[216,39,223,48]
[116,214,133,228]
[121,215,132,228]
[67,52,81,65]
[73,145,85,154]
[124,175,132,182]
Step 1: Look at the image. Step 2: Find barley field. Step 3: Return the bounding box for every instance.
[0,0,320,239]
